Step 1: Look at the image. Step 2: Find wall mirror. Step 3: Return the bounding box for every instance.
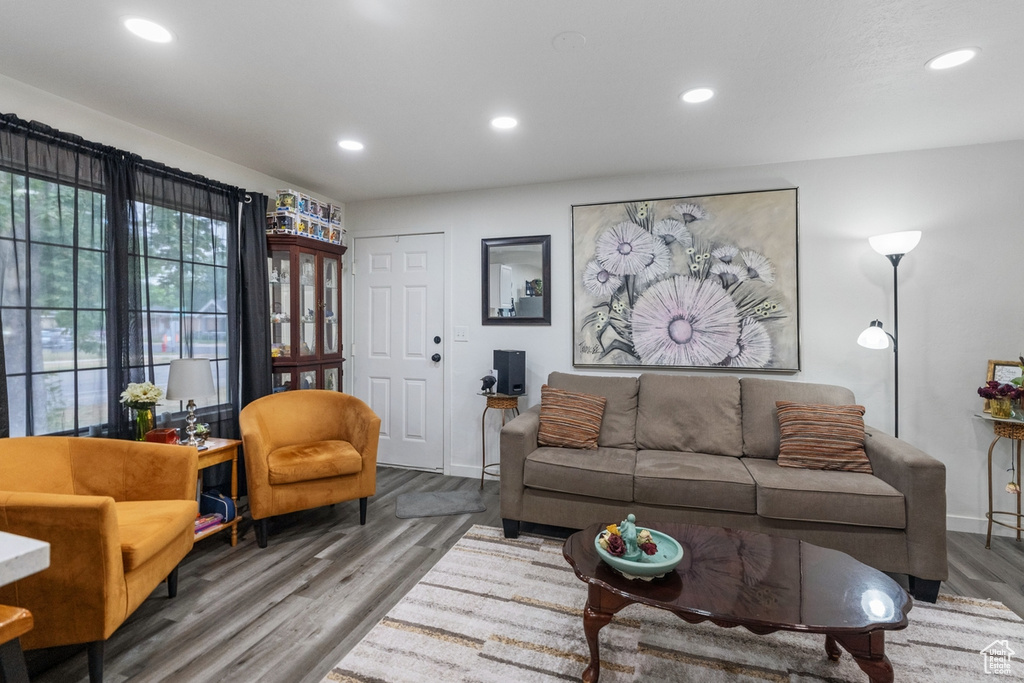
[481,235,551,325]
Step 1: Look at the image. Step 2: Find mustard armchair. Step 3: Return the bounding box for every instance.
[240,390,380,548]
[0,437,198,683]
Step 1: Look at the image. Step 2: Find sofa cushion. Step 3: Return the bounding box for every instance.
[115,499,198,572]
[740,378,857,458]
[523,446,636,502]
[776,401,872,473]
[267,440,362,485]
[743,458,905,529]
[537,385,607,450]
[547,372,639,449]
[636,374,743,456]
[634,451,755,513]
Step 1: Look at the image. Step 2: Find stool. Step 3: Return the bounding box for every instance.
[0,605,32,683]
[481,393,520,488]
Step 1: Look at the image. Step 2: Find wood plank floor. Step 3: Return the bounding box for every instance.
[27,468,1024,682]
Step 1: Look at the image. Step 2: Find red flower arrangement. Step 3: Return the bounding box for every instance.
[978,381,1021,401]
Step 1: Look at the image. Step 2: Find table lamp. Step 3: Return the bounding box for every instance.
[165,358,216,448]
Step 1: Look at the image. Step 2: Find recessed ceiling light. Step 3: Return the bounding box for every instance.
[123,17,174,43]
[680,87,715,104]
[927,48,979,70]
[338,140,364,151]
[491,116,518,130]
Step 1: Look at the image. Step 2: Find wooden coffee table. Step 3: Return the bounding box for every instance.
[563,522,911,682]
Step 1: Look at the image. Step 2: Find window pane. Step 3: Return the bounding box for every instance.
[31,244,74,308]
[6,375,26,437]
[77,191,106,251]
[78,368,107,429]
[1,306,26,373]
[77,310,106,365]
[146,258,180,311]
[0,239,26,307]
[150,312,181,364]
[212,220,228,266]
[147,205,181,258]
[185,264,217,310]
[34,372,74,434]
[77,249,105,309]
[28,178,76,246]
[37,308,75,372]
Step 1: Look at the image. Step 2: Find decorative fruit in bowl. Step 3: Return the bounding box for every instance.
[594,514,684,580]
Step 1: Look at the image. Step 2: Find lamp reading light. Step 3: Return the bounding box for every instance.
[857,320,892,350]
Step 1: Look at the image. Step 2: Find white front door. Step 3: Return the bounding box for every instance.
[352,233,445,471]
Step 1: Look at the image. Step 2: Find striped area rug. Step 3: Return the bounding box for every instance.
[323,525,1024,682]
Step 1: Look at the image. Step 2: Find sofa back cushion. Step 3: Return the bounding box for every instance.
[741,378,856,458]
[636,374,743,456]
[547,372,639,449]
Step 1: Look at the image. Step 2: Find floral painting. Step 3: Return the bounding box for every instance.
[572,188,799,370]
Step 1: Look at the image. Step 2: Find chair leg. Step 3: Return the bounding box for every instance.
[0,638,30,683]
[166,565,179,598]
[87,640,104,683]
[255,518,269,548]
[359,497,368,525]
[908,576,941,603]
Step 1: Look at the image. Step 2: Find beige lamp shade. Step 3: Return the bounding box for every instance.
[165,358,216,402]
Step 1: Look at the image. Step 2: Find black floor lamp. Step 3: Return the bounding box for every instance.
[857,230,922,439]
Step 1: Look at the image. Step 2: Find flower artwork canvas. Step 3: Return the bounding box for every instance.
[572,188,799,370]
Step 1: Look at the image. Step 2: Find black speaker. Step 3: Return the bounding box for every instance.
[494,349,526,395]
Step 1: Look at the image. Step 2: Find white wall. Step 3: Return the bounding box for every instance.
[0,74,343,212]
[346,140,1024,535]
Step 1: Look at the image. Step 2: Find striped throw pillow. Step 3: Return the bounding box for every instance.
[775,401,872,473]
[537,385,607,450]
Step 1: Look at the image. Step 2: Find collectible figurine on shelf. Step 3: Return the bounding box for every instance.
[269,268,279,283]
[480,374,497,393]
[279,264,289,283]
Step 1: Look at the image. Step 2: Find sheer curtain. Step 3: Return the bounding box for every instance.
[1,112,249,442]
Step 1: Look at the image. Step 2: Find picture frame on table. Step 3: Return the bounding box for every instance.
[984,359,1023,413]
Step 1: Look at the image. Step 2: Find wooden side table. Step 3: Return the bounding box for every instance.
[980,415,1024,549]
[481,393,520,488]
[195,438,241,546]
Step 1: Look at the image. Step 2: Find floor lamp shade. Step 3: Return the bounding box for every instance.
[869,230,921,257]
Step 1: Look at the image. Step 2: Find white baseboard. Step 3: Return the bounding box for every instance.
[448,463,494,481]
[946,513,1023,538]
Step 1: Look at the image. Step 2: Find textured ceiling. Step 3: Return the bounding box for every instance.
[0,0,1021,202]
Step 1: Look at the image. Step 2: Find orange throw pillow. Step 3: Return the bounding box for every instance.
[537,385,607,450]
[776,401,872,473]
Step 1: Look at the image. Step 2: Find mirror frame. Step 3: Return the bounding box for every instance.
[481,235,551,325]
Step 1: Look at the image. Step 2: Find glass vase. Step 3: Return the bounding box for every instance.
[991,398,1014,420]
[134,407,155,441]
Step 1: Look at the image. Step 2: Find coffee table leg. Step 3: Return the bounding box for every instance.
[824,635,841,661]
[831,631,894,683]
[581,584,632,683]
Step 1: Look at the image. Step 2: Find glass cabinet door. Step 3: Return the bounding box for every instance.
[323,365,340,392]
[298,251,317,357]
[272,370,292,392]
[322,255,340,357]
[268,249,292,359]
[299,368,317,390]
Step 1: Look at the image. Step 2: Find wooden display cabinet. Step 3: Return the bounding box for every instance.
[267,234,346,391]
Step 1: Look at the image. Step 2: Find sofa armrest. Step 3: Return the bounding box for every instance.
[864,426,948,580]
[0,491,127,646]
[499,405,540,520]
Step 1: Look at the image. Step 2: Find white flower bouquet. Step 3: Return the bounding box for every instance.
[119,381,164,410]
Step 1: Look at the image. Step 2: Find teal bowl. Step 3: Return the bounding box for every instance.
[594,528,684,580]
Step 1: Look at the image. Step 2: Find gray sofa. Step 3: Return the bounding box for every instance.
[500,371,948,601]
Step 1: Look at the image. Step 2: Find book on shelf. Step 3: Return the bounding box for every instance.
[194,513,224,533]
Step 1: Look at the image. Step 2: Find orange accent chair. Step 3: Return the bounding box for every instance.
[240,390,380,547]
[0,437,198,683]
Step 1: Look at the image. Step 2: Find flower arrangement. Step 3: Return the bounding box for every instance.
[597,522,658,557]
[978,381,1022,402]
[119,381,164,410]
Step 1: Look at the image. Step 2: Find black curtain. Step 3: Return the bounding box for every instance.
[234,192,272,495]
[238,192,272,407]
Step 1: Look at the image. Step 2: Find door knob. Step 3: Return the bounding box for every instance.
[431,353,441,362]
